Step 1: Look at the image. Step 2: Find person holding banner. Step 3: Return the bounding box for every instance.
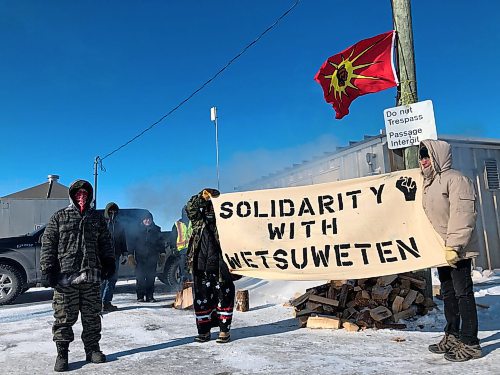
[419,139,481,362]
[186,188,235,344]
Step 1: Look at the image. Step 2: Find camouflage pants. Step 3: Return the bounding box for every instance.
[52,283,102,348]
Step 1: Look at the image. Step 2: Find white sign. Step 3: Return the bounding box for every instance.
[383,100,437,150]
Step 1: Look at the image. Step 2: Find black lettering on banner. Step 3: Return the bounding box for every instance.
[225,253,242,269]
[268,223,285,240]
[279,199,295,217]
[376,241,397,263]
[396,237,420,260]
[241,251,258,268]
[337,193,344,211]
[346,190,361,209]
[318,195,335,214]
[253,201,269,217]
[298,197,316,216]
[311,245,330,267]
[273,249,288,269]
[237,201,251,217]
[369,184,385,204]
[268,222,295,240]
[255,250,270,268]
[220,202,233,219]
[354,243,371,265]
[301,220,315,237]
[291,248,308,269]
[321,218,338,235]
[334,244,353,266]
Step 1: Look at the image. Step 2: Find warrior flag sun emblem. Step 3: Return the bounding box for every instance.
[314,31,398,119]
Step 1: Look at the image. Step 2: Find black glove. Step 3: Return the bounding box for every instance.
[101,258,116,280]
[41,270,59,288]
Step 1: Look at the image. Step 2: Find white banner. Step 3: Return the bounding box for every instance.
[213,169,446,280]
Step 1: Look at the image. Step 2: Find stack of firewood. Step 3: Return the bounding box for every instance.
[291,273,436,332]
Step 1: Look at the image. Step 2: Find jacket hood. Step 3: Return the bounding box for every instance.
[68,180,94,210]
[104,202,119,219]
[420,139,452,174]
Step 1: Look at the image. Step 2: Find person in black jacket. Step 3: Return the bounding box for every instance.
[40,180,114,372]
[100,202,128,312]
[128,211,164,302]
[186,188,235,344]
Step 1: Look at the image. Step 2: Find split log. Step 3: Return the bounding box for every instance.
[402,290,418,310]
[298,316,309,328]
[308,294,340,307]
[295,308,316,318]
[291,290,312,308]
[399,279,412,297]
[174,285,193,310]
[355,310,374,328]
[371,285,393,301]
[392,305,417,322]
[376,275,398,287]
[235,290,249,312]
[305,301,323,312]
[391,296,405,314]
[399,274,426,290]
[338,284,350,308]
[415,292,425,304]
[307,316,341,329]
[369,306,393,322]
[342,321,360,332]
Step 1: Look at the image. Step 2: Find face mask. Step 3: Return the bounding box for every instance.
[74,189,88,213]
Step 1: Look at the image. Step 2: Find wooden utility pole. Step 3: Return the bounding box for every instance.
[391,0,433,299]
[392,0,419,168]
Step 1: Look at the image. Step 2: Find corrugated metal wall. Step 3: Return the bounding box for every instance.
[237,136,500,269]
[0,199,69,238]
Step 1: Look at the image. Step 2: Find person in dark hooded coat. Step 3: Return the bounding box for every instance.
[100,202,128,312]
[186,188,235,344]
[40,180,114,372]
[128,211,164,302]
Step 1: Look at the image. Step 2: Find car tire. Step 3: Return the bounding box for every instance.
[0,264,24,306]
[158,257,182,290]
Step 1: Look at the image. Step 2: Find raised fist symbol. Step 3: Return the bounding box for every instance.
[395,176,417,201]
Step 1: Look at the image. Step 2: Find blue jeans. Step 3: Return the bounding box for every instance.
[101,258,120,303]
[438,258,479,345]
[178,249,190,282]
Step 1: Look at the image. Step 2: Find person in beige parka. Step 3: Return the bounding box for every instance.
[419,139,482,362]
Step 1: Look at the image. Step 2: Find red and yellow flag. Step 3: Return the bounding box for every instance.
[314,31,398,119]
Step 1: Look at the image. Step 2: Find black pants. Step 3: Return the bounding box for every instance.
[438,258,479,345]
[193,271,235,334]
[136,257,157,299]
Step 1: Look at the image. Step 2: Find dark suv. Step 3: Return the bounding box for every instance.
[0,208,182,305]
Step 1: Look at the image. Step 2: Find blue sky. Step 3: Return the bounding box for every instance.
[1,0,499,230]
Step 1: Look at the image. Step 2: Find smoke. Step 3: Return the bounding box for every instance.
[126,133,339,230]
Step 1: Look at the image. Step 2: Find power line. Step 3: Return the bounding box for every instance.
[100,0,301,162]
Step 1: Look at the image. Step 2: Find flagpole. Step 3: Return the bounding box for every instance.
[210,107,220,190]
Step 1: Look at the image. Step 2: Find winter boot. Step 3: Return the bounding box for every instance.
[54,341,69,372]
[85,346,106,363]
[428,333,459,354]
[194,333,211,343]
[102,302,118,312]
[216,332,231,344]
[444,342,482,362]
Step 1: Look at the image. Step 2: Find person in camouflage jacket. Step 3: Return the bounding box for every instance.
[40,179,114,372]
[186,188,235,344]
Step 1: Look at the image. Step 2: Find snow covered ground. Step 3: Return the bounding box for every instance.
[1,270,499,374]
